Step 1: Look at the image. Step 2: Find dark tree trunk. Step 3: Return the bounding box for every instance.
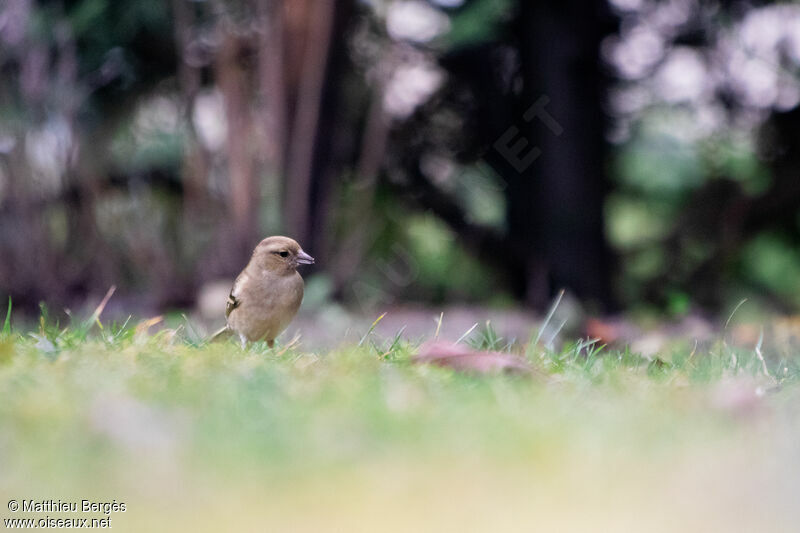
[283,0,354,257]
[305,0,354,260]
[217,28,259,260]
[284,0,336,247]
[505,0,616,310]
[173,0,210,213]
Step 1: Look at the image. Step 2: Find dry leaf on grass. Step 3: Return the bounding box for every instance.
[412,341,531,375]
[584,317,622,345]
[135,316,164,336]
[710,379,770,418]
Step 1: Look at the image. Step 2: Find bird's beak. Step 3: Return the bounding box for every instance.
[296,250,315,265]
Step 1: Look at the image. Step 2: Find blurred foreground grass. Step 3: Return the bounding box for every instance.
[1,312,799,532]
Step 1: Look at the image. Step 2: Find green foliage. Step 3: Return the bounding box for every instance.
[405,214,507,303]
[702,136,771,195]
[110,115,184,173]
[615,117,706,197]
[665,290,691,317]
[607,107,795,311]
[740,233,800,308]
[454,162,506,229]
[68,0,110,36]
[345,190,511,305]
[67,0,172,62]
[443,0,515,50]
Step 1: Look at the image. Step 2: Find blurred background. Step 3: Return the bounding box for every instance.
[2,0,800,331]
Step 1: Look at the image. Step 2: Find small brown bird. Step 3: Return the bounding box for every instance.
[212,236,314,347]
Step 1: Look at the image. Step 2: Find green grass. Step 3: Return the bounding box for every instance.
[1,310,799,532]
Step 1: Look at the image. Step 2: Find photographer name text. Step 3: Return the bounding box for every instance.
[8,500,125,515]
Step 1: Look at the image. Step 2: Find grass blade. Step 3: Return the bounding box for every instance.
[544,318,568,351]
[533,289,565,347]
[456,323,478,345]
[754,327,771,379]
[2,297,11,335]
[434,312,444,340]
[359,312,387,347]
[86,286,116,329]
[724,298,748,331]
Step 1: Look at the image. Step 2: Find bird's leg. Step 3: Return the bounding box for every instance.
[238,333,248,349]
[267,339,275,349]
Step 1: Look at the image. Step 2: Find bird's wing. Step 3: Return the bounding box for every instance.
[225,288,240,318]
[226,274,246,318]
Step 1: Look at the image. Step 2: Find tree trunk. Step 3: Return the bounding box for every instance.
[284,0,336,246]
[173,0,210,212]
[217,28,258,258]
[258,0,288,180]
[507,0,616,310]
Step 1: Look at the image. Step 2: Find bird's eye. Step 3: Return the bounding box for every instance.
[279,251,289,257]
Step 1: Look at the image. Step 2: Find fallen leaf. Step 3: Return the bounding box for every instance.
[584,317,621,345]
[412,341,531,375]
[135,316,164,336]
[710,379,770,418]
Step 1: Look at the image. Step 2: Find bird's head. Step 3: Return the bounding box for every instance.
[252,236,315,273]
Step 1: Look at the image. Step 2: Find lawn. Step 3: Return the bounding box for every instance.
[0,308,799,532]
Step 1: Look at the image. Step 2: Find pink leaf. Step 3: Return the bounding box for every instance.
[412,341,531,375]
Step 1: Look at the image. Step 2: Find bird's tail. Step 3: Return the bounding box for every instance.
[208,325,234,343]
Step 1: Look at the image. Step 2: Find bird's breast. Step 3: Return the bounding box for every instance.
[227,272,304,342]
